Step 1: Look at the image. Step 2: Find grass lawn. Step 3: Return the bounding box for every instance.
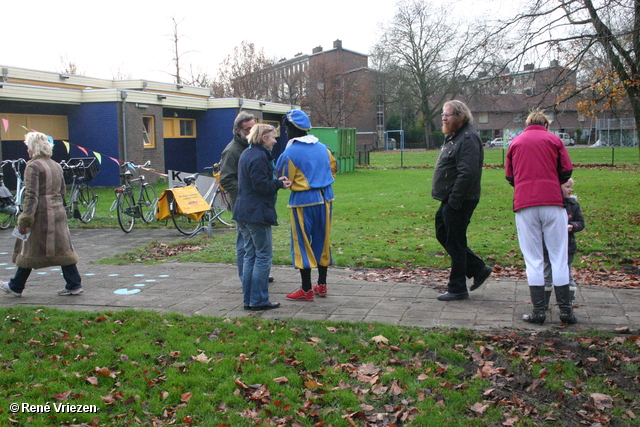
[103,147,640,274]
[1,148,638,426]
[1,308,639,426]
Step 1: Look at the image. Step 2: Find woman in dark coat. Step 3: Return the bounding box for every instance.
[0,132,82,297]
[233,124,290,310]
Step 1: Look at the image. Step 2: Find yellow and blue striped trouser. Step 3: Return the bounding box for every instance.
[289,202,333,269]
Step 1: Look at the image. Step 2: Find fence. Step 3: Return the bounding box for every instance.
[596,118,638,147]
[366,146,640,169]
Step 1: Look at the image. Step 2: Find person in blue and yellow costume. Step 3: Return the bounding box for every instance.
[276,110,338,302]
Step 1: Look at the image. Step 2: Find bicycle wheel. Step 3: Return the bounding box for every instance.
[75,184,98,223]
[139,184,158,223]
[116,192,136,233]
[170,199,203,235]
[211,189,234,227]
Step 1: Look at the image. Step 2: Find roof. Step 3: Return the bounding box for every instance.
[0,65,293,113]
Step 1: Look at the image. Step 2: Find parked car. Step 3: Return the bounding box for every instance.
[486,138,505,148]
[556,132,575,146]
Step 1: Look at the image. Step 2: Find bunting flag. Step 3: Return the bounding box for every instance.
[5,119,169,177]
[106,156,120,166]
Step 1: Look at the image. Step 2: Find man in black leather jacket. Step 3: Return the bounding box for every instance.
[431,100,492,301]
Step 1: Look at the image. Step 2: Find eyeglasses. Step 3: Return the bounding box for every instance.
[441,113,457,118]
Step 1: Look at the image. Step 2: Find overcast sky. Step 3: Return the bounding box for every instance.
[3,0,517,83]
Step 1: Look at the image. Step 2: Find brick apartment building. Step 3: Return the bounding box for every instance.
[457,60,636,146]
[238,40,384,150]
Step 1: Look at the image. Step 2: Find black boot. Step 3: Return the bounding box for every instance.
[543,289,552,311]
[523,286,546,324]
[555,285,577,324]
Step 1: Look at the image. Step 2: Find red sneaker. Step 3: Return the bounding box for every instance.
[313,284,327,297]
[286,288,314,301]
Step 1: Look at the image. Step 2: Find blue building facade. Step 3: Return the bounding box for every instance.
[0,66,294,187]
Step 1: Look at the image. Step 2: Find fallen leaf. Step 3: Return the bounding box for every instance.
[371,335,389,345]
[52,390,71,401]
[470,402,488,416]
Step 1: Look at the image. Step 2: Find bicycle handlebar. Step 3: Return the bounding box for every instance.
[0,159,27,174]
[121,160,152,171]
[59,159,85,169]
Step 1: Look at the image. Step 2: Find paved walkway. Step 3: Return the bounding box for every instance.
[0,229,637,332]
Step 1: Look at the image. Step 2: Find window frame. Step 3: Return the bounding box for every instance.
[143,115,155,148]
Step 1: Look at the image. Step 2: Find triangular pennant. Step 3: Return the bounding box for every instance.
[93,152,102,164]
[47,135,54,146]
[2,118,8,133]
[77,146,88,155]
[62,141,70,153]
[107,156,121,166]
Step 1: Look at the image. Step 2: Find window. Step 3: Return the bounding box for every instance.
[179,119,195,136]
[143,116,155,148]
[163,118,196,138]
[478,112,489,124]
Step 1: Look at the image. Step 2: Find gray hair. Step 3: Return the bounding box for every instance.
[234,111,255,132]
[443,100,473,124]
[24,131,53,158]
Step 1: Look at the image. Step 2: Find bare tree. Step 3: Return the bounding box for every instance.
[110,65,133,80]
[58,54,85,76]
[303,56,373,128]
[374,0,494,148]
[166,17,195,85]
[214,41,275,98]
[497,0,640,148]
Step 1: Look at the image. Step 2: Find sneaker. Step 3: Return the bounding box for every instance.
[313,284,327,297]
[58,287,84,296]
[0,281,21,297]
[0,282,22,298]
[286,288,314,301]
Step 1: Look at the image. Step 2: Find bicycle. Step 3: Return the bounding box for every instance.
[60,158,99,223]
[113,161,158,233]
[169,173,207,235]
[168,166,234,236]
[0,158,27,230]
[206,164,234,227]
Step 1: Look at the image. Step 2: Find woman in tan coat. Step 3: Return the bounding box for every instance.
[0,132,82,297]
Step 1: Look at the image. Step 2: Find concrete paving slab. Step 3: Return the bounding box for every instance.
[0,229,638,333]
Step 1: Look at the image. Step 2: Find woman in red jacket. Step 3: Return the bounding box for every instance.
[505,109,575,325]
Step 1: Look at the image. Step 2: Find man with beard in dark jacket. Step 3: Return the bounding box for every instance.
[431,100,492,301]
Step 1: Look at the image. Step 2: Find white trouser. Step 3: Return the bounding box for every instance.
[516,206,569,287]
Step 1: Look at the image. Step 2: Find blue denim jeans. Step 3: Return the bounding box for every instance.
[237,221,272,307]
[236,226,244,281]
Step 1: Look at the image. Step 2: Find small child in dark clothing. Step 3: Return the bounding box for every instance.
[543,178,585,309]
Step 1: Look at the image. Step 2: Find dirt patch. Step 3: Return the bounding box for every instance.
[463,330,640,426]
[349,265,640,290]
